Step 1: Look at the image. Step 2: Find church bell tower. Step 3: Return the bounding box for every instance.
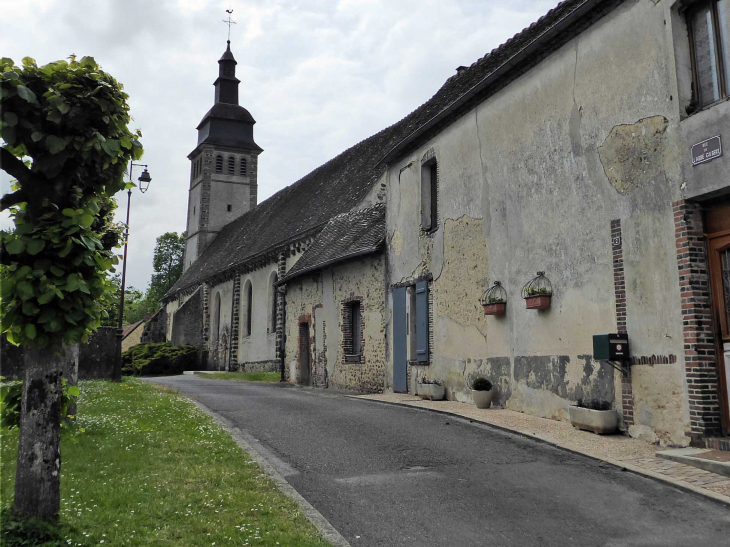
[183,40,262,271]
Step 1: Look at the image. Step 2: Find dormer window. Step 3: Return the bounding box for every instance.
[240,158,247,176]
[215,155,223,173]
[687,1,730,109]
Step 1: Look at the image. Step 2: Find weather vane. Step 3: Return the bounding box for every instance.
[223,8,236,41]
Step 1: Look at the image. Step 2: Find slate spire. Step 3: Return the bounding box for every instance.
[214,40,239,105]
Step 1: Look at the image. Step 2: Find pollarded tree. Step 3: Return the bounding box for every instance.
[0,56,143,519]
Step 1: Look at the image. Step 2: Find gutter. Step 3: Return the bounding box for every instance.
[378,0,609,166]
[276,244,383,287]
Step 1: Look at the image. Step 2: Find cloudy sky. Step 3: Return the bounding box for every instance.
[2,0,556,291]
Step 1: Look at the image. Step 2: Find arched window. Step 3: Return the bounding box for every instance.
[227,156,235,175]
[240,157,247,176]
[268,272,278,333]
[243,280,253,337]
[215,155,223,173]
[191,161,196,178]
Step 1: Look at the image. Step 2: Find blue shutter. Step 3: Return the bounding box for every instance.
[393,287,407,392]
[415,281,429,364]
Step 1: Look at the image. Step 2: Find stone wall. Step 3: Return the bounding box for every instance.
[1,327,117,381]
[284,253,386,393]
[171,287,204,348]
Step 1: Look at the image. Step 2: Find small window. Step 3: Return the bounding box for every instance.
[687,0,730,109]
[227,204,232,212]
[240,157,247,176]
[343,300,362,362]
[193,206,196,215]
[215,155,223,173]
[421,160,438,232]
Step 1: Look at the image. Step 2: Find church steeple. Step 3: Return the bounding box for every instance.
[183,38,263,271]
[214,41,239,105]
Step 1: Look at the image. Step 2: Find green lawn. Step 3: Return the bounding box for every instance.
[200,372,281,383]
[0,378,327,546]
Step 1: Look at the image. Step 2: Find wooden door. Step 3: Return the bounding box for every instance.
[708,231,730,435]
[299,322,310,385]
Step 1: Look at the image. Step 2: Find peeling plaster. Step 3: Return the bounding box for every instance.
[598,115,669,194]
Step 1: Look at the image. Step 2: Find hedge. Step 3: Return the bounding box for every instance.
[122,342,198,376]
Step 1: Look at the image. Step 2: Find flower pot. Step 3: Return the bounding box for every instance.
[483,303,506,316]
[569,406,618,435]
[525,295,551,310]
[418,383,446,401]
[472,389,493,409]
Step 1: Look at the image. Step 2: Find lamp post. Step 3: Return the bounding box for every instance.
[112,161,152,382]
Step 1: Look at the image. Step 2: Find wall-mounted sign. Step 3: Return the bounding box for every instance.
[612,236,621,247]
[691,135,722,166]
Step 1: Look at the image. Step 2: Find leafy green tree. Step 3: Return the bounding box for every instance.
[146,231,185,307]
[100,274,148,327]
[0,55,142,519]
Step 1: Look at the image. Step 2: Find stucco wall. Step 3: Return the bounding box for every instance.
[121,323,144,353]
[236,263,279,370]
[284,253,386,393]
[384,0,729,446]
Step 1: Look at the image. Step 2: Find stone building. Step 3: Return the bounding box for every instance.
[378,0,729,449]
[164,0,730,448]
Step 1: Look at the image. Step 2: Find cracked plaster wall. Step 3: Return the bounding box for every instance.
[385,0,694,444]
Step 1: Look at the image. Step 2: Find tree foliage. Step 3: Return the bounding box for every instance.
[0,56,143,350]
[147,231,185,305]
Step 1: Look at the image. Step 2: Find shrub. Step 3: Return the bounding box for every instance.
[122,342,198,376]
[0,505,75,546]
[471,377,493,391]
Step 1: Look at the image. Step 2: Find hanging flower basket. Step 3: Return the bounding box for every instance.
[479,281,507,316]
[522,272,552,310]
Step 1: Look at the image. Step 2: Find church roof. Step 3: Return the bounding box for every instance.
[167,0,614,298]
[279,203,385,284]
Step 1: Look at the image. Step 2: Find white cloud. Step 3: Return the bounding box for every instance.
[1,0,556,290]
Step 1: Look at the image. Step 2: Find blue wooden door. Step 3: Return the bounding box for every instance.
[393,287,407,392]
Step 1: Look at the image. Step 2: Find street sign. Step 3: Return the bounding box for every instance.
[691,135,722,166]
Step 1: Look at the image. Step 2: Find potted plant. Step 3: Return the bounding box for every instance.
[480,281,507,316]
[471,377,494,409]
[569,399,618,435]
[522,271,552,310]
[417,378,445,401]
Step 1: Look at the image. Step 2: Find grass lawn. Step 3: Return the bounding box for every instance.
[200,372,281,383]
[0,378,327,546]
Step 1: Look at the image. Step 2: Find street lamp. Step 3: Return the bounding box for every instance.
[112,161,152,382]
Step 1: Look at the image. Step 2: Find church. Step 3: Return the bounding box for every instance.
[164,0,730,451]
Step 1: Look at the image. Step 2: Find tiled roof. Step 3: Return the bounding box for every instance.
[280,203,385,283]
[167,0,612,298]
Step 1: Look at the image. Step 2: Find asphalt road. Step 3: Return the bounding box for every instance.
[149,376,730,547]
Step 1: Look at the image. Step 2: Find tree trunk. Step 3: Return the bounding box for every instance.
[63,345,79,420]
[14,345,76,519]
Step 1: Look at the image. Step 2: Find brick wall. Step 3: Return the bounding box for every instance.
[612,219,634,429]
[673,200,721,437]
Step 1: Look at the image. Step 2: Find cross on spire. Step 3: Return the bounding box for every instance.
[223,8,236,41]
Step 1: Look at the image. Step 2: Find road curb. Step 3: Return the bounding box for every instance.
[349,396,730,508]
[190,400,351,547]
